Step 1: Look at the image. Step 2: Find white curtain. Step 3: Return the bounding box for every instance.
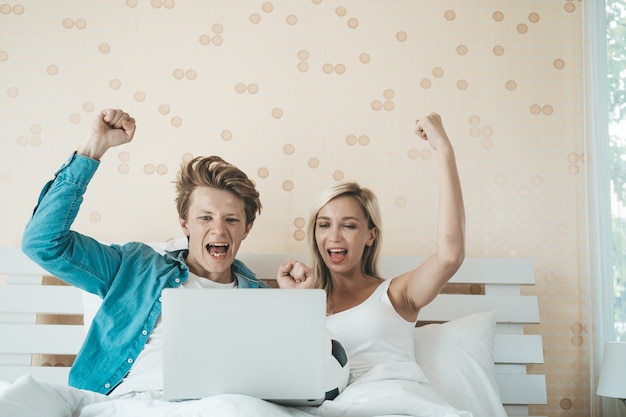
[583,1,624,415]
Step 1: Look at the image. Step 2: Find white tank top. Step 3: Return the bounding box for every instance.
[326,278,417,383]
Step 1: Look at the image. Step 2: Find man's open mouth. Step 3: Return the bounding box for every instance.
[206,243,230,258]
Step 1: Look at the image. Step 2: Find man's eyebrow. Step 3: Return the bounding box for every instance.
[198,210,242,217]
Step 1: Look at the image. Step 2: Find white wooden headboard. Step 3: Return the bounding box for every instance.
[0,247,547,417]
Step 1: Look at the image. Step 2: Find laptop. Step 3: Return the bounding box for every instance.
[161,288,327,405]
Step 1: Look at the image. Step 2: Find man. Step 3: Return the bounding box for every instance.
[22,108,268,397]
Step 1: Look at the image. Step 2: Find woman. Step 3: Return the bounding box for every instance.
[278,113,469,416]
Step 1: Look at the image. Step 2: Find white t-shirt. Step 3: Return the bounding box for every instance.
[109,272,236,398]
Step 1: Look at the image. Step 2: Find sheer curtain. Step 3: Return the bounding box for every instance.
[584,1,623,416]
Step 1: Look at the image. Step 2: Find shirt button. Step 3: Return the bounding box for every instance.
[104,383,111,389]
[175,278,181,283]
[127,358,133,364]
[159,297,162,303]
[142,330,148,336]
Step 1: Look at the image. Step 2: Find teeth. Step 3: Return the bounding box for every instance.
[206,243,229,258]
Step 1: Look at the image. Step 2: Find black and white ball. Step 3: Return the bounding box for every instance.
[324,333,350,400]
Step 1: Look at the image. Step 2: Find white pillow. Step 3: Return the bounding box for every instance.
[146,236,189,254]
[0,374,70,417]
[413,310,507,417]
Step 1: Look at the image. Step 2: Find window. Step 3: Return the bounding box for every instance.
[607,0,626,341]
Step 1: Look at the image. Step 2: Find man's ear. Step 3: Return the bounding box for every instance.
[179,217,189,237]
[242,222,254,240]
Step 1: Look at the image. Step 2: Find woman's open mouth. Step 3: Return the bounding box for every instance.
[328,248,347,263]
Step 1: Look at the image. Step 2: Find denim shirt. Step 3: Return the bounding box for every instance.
[21,153,268,394]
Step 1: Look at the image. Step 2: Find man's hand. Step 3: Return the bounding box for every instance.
[78,108,136,160]
[276,259,316,289]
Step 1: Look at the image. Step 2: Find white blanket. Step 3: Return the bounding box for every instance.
[0,364,473,417]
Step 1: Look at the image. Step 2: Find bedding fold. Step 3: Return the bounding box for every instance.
[0,365,472,417]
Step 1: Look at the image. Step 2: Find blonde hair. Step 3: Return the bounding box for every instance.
[175,156,261,225]
[307,182,382,296]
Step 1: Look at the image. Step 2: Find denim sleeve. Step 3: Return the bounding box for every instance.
[21,153,123,296]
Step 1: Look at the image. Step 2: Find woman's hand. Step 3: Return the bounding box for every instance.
[415,112,451,152]
[276,259,316,289]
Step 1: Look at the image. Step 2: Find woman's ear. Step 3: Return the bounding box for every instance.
[367,227,377,247]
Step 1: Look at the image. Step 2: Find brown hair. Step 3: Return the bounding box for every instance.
[175,156,261,225]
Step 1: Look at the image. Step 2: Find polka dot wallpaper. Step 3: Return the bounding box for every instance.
[0,1,589,415]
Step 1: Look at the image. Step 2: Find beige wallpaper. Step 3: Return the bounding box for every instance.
[1,1,588,416]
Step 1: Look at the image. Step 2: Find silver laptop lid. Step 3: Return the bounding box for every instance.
[162,288,327,405]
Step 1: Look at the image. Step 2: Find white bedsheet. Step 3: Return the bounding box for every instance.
[0,363,473,417]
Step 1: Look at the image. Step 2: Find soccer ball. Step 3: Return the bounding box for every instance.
[324,332,350,400]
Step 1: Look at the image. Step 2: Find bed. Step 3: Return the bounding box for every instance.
[0,244,547,417]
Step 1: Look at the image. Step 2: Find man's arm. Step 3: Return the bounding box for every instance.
[21,109,138,296]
